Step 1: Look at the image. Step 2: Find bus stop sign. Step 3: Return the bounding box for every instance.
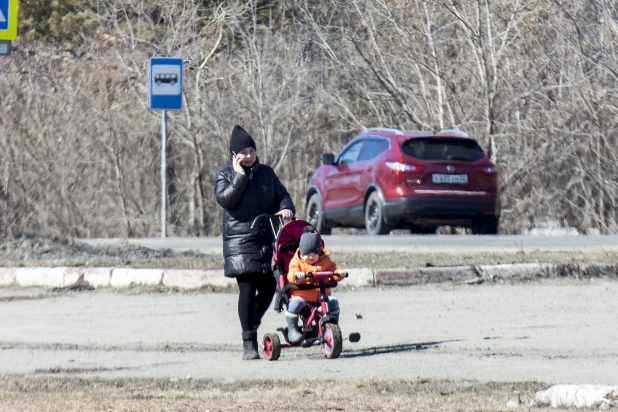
[0,0,18,41]
[148,57,183,111]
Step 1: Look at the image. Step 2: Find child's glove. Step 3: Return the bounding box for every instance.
[334,268,348,279]
[294,271,306,281]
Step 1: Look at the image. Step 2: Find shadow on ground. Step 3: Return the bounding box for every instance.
[340,339,462,358]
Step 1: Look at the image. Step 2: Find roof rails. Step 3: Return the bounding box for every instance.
[435,129,470,138]
[365,127,470,138]
[365,127,404,135]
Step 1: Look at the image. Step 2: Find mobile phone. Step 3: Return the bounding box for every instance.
[232,151,237,159]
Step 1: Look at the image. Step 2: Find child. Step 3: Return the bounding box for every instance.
[286,230,347,343]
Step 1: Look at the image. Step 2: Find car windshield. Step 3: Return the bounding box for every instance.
[401,137,484,162]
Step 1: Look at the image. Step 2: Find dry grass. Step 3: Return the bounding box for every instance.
[336,249,618,268]
[0,375,576,412]
[3,247,618,270]
[3,234,618,270]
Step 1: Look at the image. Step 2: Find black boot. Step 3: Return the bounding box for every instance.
[242,330,260,360]
[252,320,261,352]
[251,333,260,354]
[331,308,340,324]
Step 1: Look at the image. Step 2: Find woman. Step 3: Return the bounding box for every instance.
[214,125,295,360]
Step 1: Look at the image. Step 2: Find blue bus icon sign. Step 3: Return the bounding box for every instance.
[148,57,183,111]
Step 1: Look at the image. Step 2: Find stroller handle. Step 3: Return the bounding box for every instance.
[250,214,276,230]
[250,213,296,236]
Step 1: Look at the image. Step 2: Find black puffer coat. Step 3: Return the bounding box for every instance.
[214,158,295,277]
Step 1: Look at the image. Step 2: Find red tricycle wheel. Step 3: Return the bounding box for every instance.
[262,333,281,361]
[321,323,342,359]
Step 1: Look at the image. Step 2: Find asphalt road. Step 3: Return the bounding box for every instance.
[81,234,618,254]
[1,279,616,384]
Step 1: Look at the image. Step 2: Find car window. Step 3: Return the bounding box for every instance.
[337,141,364,165]
[358,139,388,162]
[401,138,484,162]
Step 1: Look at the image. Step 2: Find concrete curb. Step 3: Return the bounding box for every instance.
[14,267,82,288]
[0,263,615,289]
[476,263,557,280]
[162,269,234,288]
[110,268,163,287]
[0,267,18,286]
[84,268,113,288]
[374,266,477,285]
[345,268,374,287]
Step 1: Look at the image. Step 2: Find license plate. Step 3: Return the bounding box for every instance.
[432,174,468,184]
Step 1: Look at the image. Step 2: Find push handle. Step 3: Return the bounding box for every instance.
[249,213,295,236]
[250,214,275,230]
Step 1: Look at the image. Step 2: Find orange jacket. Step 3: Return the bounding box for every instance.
[287,248,345,302]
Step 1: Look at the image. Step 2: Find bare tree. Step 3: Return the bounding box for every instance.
[0,0,617,237]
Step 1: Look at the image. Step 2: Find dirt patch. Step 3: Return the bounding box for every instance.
[0,375,570,412]
[477,263,618,286]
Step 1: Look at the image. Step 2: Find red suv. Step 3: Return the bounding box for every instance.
[305,128,500,235]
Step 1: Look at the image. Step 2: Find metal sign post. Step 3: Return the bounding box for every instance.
[160,110,167,238]
[148,57,183,238]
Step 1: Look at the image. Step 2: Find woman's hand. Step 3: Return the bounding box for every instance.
[232,154,245,175]
[275,209,294,223]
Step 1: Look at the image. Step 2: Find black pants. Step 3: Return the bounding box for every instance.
[236,272,276,333]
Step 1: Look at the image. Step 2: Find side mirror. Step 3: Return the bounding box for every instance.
[322,153,335,165]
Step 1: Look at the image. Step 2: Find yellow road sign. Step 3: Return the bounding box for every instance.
[0,0,18,41]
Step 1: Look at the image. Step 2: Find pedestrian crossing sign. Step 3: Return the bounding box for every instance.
[0,0,18,41]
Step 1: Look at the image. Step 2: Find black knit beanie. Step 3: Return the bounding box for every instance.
[230,125,256,156]
[299,232,321,256]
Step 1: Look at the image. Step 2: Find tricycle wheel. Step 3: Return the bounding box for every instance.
[262,333,281,361]
[321,323,342,359]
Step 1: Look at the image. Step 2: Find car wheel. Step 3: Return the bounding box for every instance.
[364,192,392,235]
[306,194,332,235]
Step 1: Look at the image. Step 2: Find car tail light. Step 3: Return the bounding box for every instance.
[385,162,425,173]
[478,166,498,174]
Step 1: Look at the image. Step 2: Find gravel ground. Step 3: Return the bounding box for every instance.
[0,234,615,411]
